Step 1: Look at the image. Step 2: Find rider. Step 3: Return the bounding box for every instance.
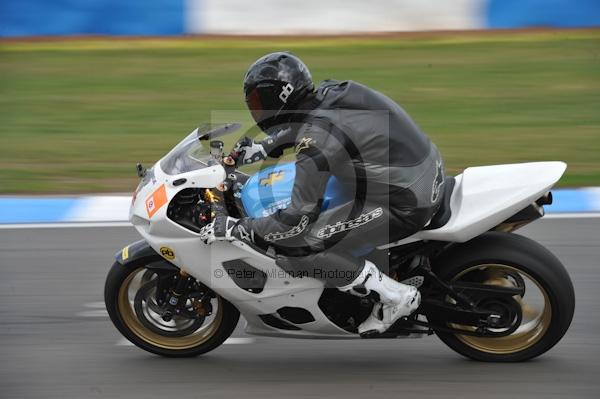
[200,52,445,335]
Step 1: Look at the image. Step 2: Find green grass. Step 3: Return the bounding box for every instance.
[1,30,599,194]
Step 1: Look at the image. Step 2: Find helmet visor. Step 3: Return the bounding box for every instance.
[245,84,284,132]
[245,87,265,124]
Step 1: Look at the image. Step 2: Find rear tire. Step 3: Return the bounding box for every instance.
[105,260,240,357]
[429,232,575,362]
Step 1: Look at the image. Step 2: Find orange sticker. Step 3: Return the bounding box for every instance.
[145,184,168,218]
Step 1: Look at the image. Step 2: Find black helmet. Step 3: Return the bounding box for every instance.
[243,52,314,132]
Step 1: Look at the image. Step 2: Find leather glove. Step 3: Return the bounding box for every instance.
[233,137,267,165]
[199,215,240,245]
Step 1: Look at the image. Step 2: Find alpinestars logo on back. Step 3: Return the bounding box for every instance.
[431,160,444,203]
[316,208,384,239]
[264,215,309,242]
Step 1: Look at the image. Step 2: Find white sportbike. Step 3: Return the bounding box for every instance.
[105,123,575,362]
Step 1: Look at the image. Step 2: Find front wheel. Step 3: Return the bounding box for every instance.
[104,260,240,357]
[428,232,575,362]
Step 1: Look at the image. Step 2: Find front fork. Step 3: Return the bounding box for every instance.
[160,269,215,322]
[161,270,192,322]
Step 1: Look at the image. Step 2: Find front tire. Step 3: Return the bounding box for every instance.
[429,232,575,362]
[105,260,240,357]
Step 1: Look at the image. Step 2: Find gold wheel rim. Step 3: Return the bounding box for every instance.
[449,264,552,355]
[118,268,224,350]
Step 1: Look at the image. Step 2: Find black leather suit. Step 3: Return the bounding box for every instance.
[235,80,445,286]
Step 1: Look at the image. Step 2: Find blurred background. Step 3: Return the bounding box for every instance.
[0,0,599,194]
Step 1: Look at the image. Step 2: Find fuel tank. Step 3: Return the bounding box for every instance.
[241,162,349,218]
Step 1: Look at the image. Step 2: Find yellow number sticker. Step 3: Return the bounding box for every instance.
[160,246,175,260]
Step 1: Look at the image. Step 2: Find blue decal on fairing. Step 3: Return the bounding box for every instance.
[241,162,349,219]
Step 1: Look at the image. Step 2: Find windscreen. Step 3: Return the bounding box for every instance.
[159,129,214,175]
[159,124,242,175]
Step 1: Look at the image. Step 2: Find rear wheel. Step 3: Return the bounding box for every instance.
[429,232,575,362]
[105,260,239,357]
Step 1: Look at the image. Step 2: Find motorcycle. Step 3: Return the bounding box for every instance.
[105,123,575,362]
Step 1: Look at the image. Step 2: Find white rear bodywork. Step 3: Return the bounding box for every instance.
[414,161,567,242]
[129,160,566,338]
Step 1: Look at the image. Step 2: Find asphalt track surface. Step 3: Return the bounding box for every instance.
[1,218,599,399]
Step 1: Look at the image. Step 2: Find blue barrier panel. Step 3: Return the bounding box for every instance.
[0,0,185,37]
[488,0,600,28]
[0,198,77,223]
[547,189,598,213]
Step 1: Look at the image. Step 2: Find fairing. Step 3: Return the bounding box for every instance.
[126,126,567,338]
[413,161,567,242]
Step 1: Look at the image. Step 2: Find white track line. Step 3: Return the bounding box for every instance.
[1,213,599,230]
[77,302,108,318]
[0,221,132,229]
[76,302,256,347]
[84,302,106,308]
[77,310,109,318]
[224,337,255,344]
